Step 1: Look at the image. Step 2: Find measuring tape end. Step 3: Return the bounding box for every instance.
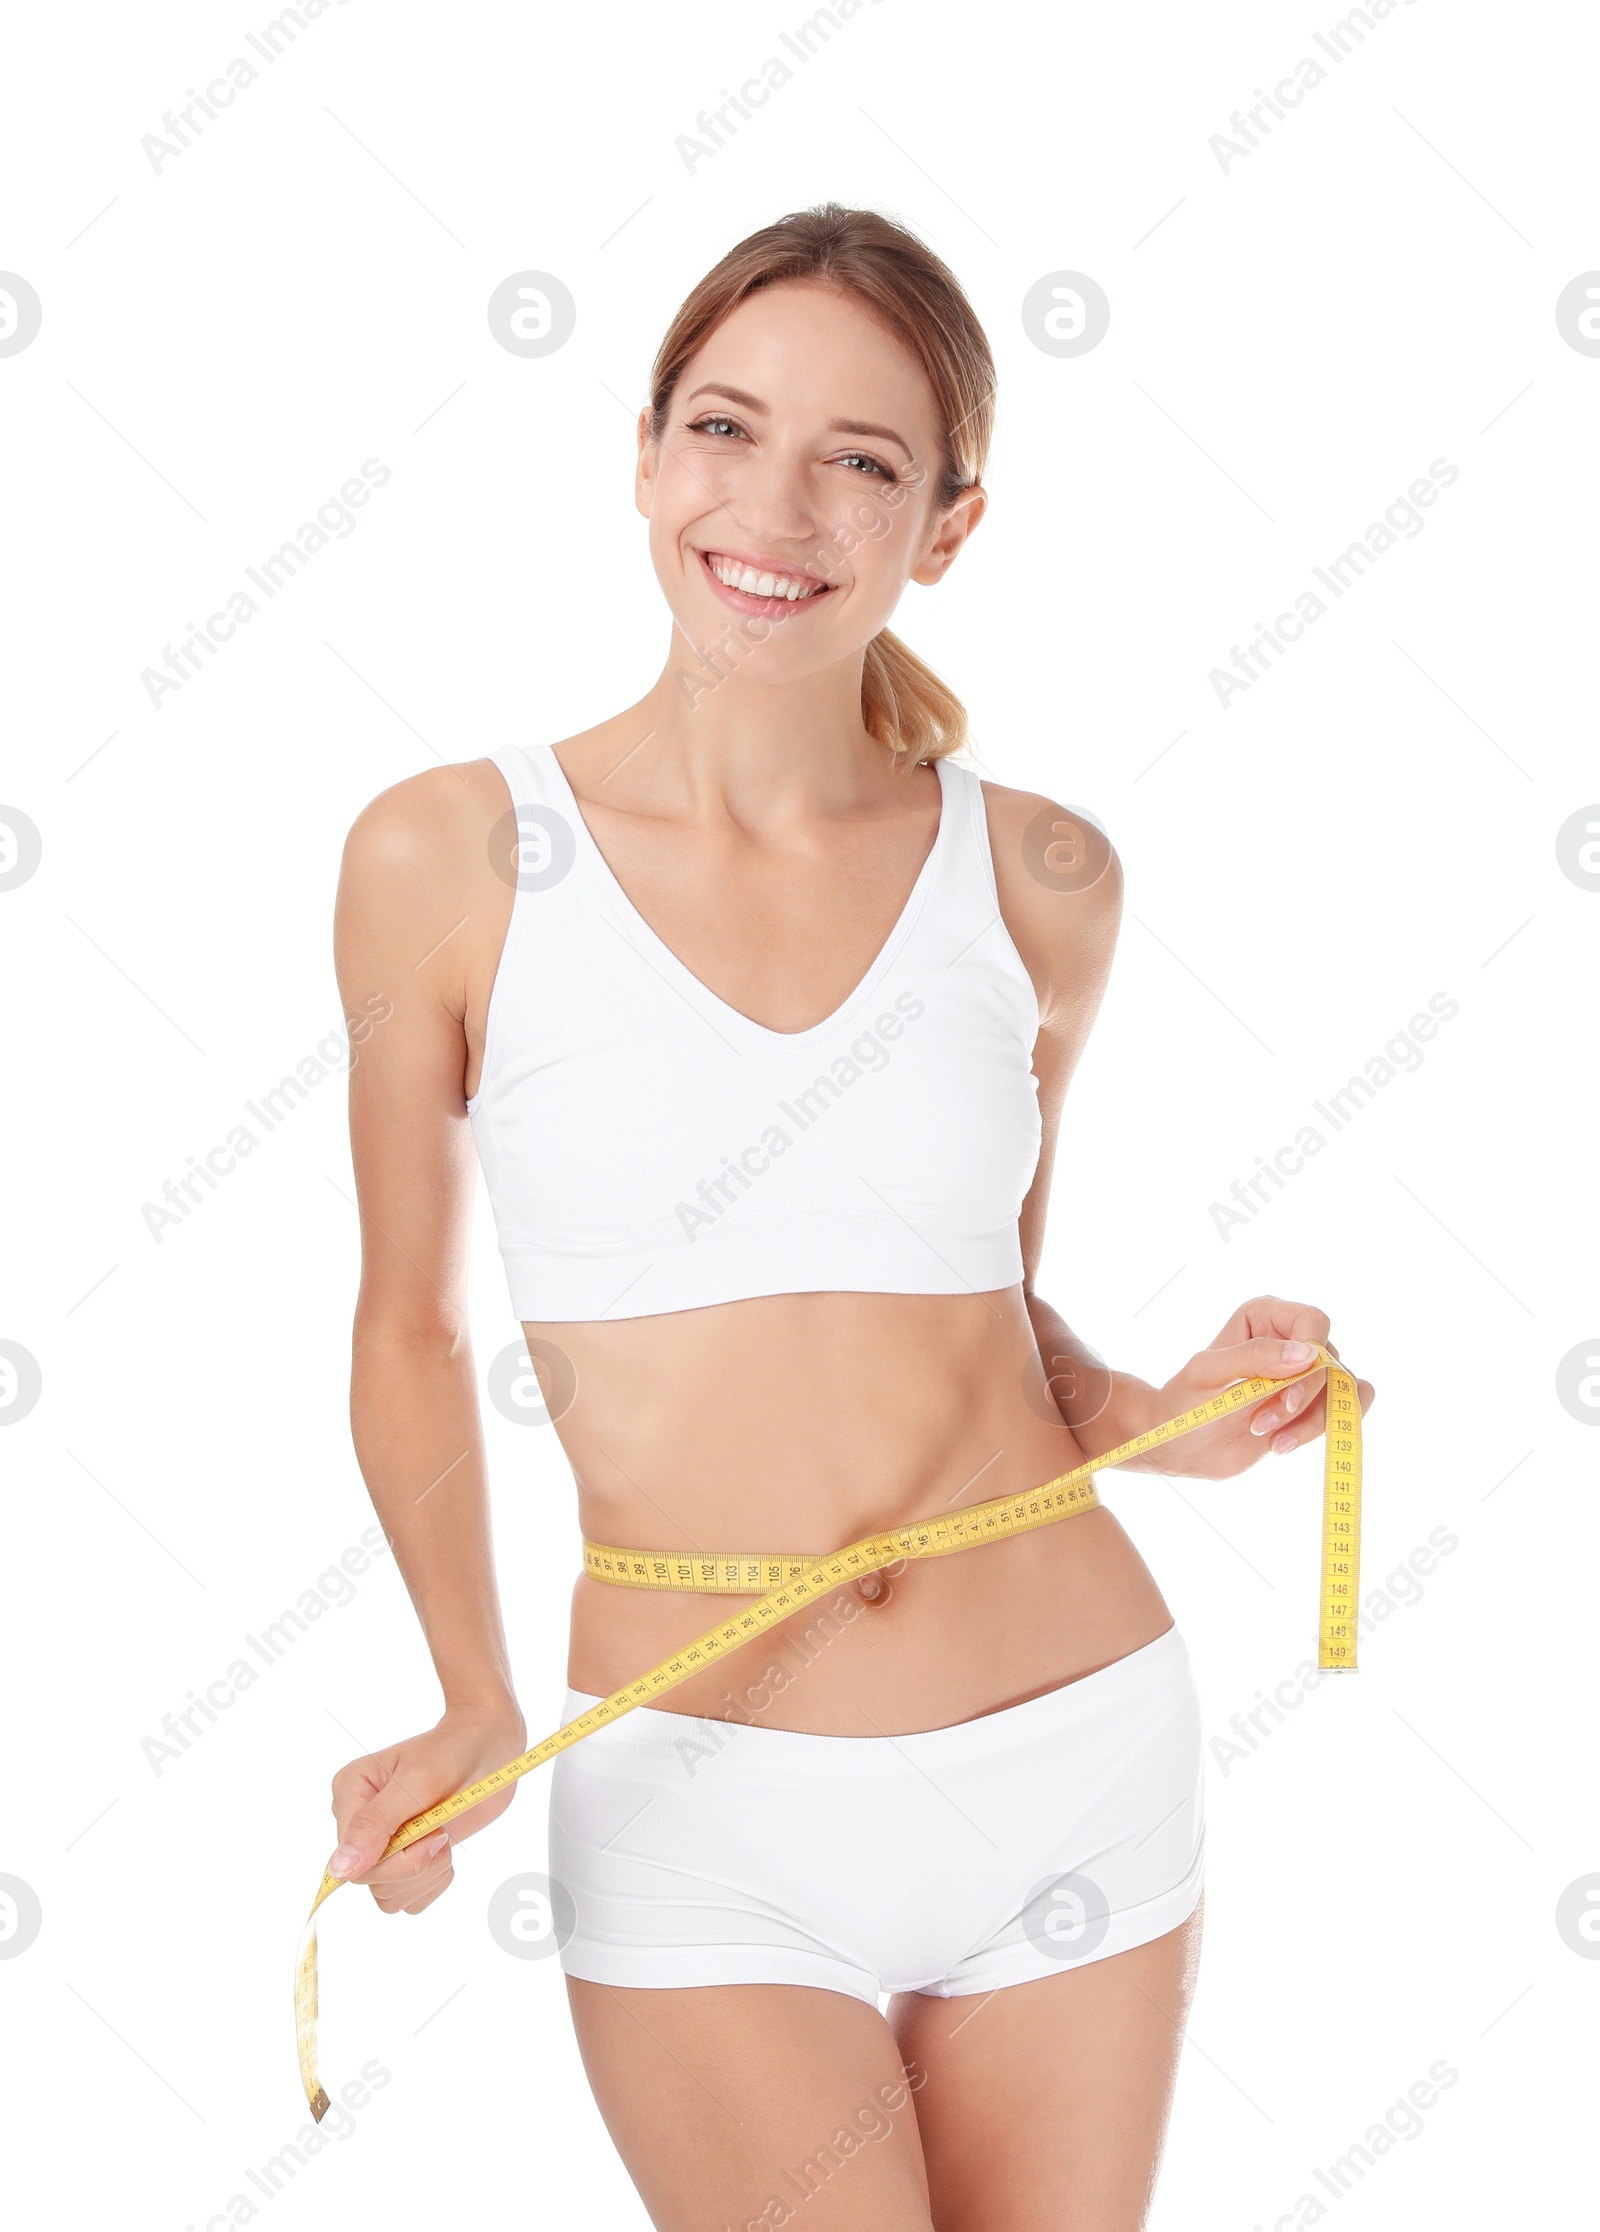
[308,2084,331,2122]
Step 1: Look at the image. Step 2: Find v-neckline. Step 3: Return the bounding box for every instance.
[538,742,951,1046]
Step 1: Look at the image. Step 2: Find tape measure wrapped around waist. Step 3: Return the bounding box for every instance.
[295,1348,1362,2119]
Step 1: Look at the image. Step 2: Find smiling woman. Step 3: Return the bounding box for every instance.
[640,205,991,767]
[323,199,1373,2231]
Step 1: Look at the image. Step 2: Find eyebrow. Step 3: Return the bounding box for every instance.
[683,384,914,460]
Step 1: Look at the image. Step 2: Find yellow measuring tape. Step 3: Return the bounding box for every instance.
[295,1345,1361,2116]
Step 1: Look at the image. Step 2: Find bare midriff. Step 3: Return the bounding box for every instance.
[533,1284,1174,1737]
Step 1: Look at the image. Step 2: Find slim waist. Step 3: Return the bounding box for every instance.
[579,1466,1103,1600]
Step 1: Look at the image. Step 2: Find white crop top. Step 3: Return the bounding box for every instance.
[467,742,1043,1322]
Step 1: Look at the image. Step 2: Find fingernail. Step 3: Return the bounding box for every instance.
[1271,1431,1296,1454]
[329,1843,363,1877]
[425,1830,451,1857]
[1250,1411,1275,1435]
[1281,1341,1315,1364]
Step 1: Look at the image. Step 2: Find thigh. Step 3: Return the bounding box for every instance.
[566,1977,936,2232]
[888,1896,1204,2232]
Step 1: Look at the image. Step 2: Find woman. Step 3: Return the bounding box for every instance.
[325,203,1372,2230]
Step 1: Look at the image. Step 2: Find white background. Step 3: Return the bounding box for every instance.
[2,1,1596,2225]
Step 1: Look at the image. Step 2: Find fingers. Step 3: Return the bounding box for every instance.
[335,1802,440,1880]
[1193,1334,1326,1389]
[1249,1366,1327,1440]
[326,1715,527,1923]
[1253,1378,1328,1450]
[1195,1321,1355,1445]
[371,1832,455,1915]
[339,1824,454,1908]
[328,1752,440,1884]
[328,1789,419,1884]
[1280,1303,1332,1350]
[1177,1307,1372,1473]
[329,1758,462,1912]
[1256,1370,1376,1456]
[1174,1332,1326,1448]
[1213,1297,1333,1351]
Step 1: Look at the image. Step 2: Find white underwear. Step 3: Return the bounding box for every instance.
[546,1622,1204,2002]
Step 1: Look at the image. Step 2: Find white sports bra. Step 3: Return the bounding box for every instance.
[467,742,1043,1322]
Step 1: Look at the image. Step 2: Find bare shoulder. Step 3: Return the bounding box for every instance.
[335,760,515,1014]
[975,774,1123,1025]
[341,759,509,890]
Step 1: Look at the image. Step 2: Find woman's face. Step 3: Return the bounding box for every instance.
[636,279,985,689]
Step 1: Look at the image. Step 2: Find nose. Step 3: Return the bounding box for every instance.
[718,436,828,561]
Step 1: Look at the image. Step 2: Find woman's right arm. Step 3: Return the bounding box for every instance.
[324,766,526,1916]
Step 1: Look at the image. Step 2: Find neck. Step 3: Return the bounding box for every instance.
[609,628,903,821]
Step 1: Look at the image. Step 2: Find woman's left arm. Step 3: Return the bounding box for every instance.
[988,782,1375,1478]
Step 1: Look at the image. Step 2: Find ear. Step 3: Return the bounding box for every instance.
[909,484,987,587]
[634,406,657,520]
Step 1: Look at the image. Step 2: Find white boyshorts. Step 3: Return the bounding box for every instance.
[546,1622,1204,2002]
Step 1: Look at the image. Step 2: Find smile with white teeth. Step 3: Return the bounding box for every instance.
[701,551,821,600]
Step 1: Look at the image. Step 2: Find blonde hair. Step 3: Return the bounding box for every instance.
[646,202,995,770]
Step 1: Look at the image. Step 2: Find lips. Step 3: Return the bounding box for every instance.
[695,545,835,616]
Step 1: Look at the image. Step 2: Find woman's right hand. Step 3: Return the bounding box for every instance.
[326,1698,529,1915]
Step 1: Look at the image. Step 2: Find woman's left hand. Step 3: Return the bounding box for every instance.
[1143,1295,1375,1481]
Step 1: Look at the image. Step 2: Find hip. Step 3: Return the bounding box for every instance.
[548,1619,1205,1998]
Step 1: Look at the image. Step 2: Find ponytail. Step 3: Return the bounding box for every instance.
[862,628,968,770]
